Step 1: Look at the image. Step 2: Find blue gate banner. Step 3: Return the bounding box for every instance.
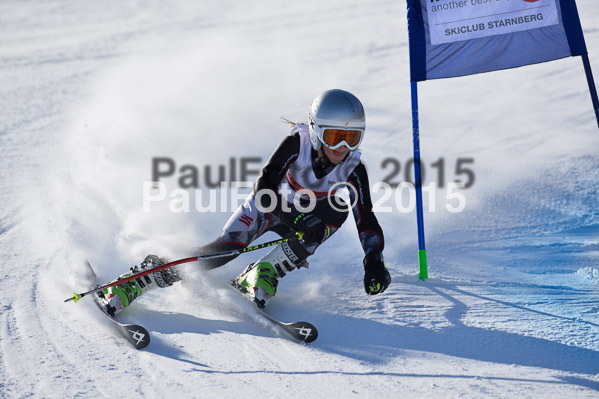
[407,0,588,81]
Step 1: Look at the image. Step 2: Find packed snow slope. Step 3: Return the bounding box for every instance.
[1,1,598,398]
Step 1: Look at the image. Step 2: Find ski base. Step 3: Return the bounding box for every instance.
[84,261,151,349]
[228,280,318,343]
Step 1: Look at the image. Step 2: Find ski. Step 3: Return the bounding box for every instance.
[83,261,151,349]
[75,259,316,347]
[228,280,318,343]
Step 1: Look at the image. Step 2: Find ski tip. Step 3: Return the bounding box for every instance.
[289,321,318,343]
[124,325,151,350]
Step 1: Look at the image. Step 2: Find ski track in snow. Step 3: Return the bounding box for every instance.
[1,0,599,398]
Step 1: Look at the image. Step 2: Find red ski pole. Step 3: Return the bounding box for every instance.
[64,234,300,303]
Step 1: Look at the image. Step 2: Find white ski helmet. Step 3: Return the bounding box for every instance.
[308,89,365,152]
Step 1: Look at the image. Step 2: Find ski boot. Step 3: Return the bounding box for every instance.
[98,255,181,316]
[231,239,309,309]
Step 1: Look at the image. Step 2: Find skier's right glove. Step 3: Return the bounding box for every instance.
[363,250,391,295]
[291,213,328,244]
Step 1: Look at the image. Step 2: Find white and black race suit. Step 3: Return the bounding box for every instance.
[198,123,385,269]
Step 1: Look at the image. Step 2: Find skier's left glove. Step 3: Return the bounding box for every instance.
[363,250,391,295]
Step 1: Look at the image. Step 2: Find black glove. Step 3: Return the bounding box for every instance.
[363,250,391,295]
[292,213,327,243]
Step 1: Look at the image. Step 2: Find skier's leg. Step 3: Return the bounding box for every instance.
[98,255,181,316]
[99,193,274,315]
[233,197,350,308]
[232,234,311,308]
[198,193,274,270]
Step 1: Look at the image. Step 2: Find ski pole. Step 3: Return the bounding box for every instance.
[64,233,301,303]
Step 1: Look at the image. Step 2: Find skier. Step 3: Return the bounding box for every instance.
[98,89,391,315]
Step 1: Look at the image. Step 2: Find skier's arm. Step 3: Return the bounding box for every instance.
[253,131,300,210]
[348,162,391,295]
[348,162,385,255]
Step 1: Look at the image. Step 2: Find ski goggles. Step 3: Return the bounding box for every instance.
[322,128,362,149]
[312,124,364,150]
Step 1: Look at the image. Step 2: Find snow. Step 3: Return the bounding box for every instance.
[1,0,598,397]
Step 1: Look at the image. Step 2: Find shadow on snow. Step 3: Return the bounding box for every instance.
[138,276,598,391]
